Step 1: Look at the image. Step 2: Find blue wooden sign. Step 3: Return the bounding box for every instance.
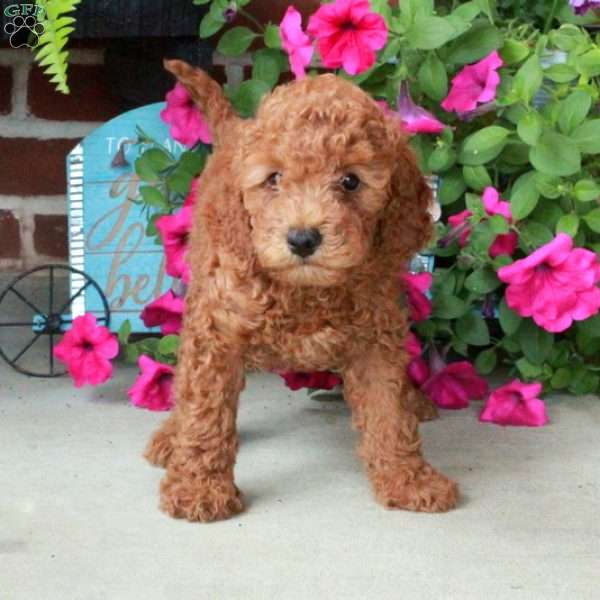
[66,103,184,332]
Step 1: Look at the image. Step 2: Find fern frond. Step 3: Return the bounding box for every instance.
[34,0,81,95]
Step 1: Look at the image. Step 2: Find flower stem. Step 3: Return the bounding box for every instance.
[543,0,559,34]
[238,8,265,33]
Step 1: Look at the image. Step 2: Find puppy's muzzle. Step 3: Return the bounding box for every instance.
[287,228,322,258]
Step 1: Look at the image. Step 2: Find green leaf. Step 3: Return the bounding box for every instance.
[428,146,456,173]
[510,171,540,220]
[407,15,457,50]
[519,221,553,249]
[462,166,492,191]
[583,208,600,233]
[217,26,257,56]
[535,173,563,199]
[118,320,132,345]
[123,344,140,364]
[178,150,207,176]
[264,24,282,49]
[550,367,571,390]
[518,319,553,365]
[438,169,466,205]
[158,335,181,356]
[143,148,173,171]
[572,120,600,154]
[544,63,578,83]
[513,55,543,104]
[459,126,510,166]
[574,180,600,203]
[252,48,283,87]
[569,368,600,395]
[465,267,500,294]
[229,79,270,118]
[446,22,502,64]
[576,48,600,78]
[432,295,469,319]
[499,298,522,335]
[550,25,585,51]
[475,348,497,375]
[529,130,581,177]
[140,186,168,209]
[456,311,490,346]
[489,214,509,234]
[558,90,592,135]
[556,214,580,237]
[418,53,448,101]
[500,39,530,65]
[516,357,543,379]
[199,11,225,38]
[517,112,543,146]
[452,1,481,22]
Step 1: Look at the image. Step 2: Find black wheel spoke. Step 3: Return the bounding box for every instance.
[8,287,45,317]
[56,280,93,316]
[11,332,43,364]
[0,322,34,327]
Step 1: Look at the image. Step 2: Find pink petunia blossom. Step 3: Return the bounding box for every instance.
[498,233,600,333]
[447,209,472,247]
[128,355,175,412]
[421,348,488,410]
[156,206,193,283]
[441,51,503,114]
[160,83,213,147]
[140,290,184,334]
[280,371,342,391]
[569,0,600,14]
[306,0,388,76]
[482,186,519,258]
[53,313,118,388]
[406,332,430,387]
[280,5,314,80]
[480,380,548,427]
[395,82,445,134]
[401,272,432,322]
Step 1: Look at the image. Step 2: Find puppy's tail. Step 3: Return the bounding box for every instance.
[163,59,239,146]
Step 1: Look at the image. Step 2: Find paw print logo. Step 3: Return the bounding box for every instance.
[4,15,44,49]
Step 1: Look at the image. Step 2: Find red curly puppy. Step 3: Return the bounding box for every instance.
[144,59,458,522]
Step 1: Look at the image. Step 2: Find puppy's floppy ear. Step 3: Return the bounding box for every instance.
[163,59,240,146]
[377,122,434,266]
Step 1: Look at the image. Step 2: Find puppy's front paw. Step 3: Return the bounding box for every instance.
[144,427,174,468]
[159,473,244,522]
[373,464,458,513]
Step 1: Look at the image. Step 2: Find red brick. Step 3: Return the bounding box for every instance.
[33,214,68,258]
[28,64,122,121]
[0,66,12,115]
[0,210,21,259]
[0,138,80,195]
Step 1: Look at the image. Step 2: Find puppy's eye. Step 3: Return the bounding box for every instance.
[265,172,282,189]
[340,173,360,192]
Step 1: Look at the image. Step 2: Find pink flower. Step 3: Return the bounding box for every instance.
[498,233,600,333]
[406,332,430,386]
[156,206,193,283]
[307,0,388,76]
[395,82,445,135]
[140,290,184,334]
[128,355,175,412]
[53,313,118,388]
[569,0,600,15]
[480,380,548,427]
[441,51,503,114]
[280,371,342,391]
[447,209,472,247]
[401,272,432,322]
[280,6,314,80]
[160,83,213,147]
[482,187,518,258]
[422,348,488,410]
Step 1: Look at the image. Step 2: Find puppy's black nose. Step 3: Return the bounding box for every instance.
[287,228,322,258]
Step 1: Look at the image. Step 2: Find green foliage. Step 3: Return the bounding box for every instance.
[33,0,81,94]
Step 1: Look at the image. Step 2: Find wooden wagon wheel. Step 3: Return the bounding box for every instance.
[0,264,110,378]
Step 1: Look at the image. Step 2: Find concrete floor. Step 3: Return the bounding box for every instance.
[1,358,600,600]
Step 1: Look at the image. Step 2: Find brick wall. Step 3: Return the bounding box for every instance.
[0,46,122,271]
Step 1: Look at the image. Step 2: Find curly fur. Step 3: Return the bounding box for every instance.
[144,60,457,522]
